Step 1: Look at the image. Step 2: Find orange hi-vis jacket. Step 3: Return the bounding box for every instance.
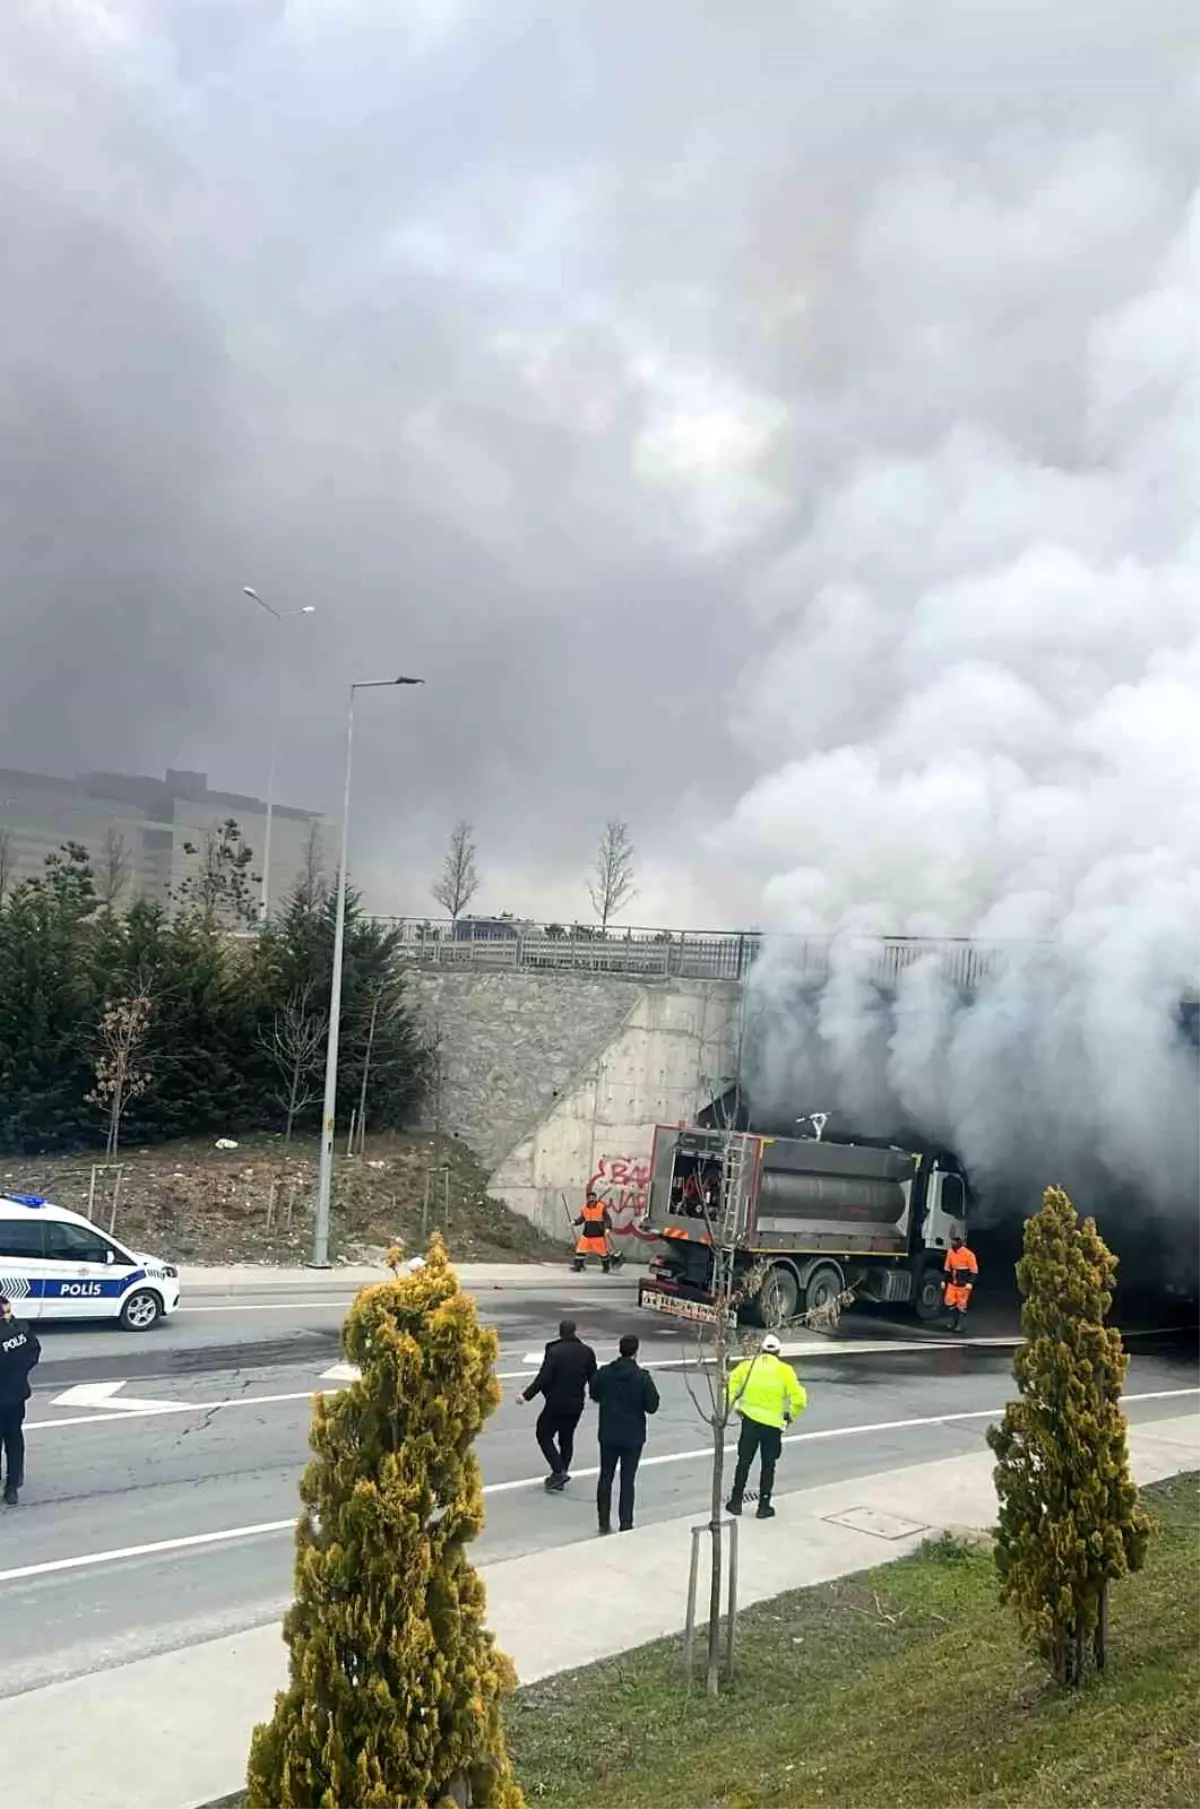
[575,1198,609,1256]
[943,1244,978,1310]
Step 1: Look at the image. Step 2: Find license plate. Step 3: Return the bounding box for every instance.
[639,1288,721,1325]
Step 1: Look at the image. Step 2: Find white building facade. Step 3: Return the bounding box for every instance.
[0,766,329,915]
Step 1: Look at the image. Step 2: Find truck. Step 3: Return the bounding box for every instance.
[636,1123,969,1327]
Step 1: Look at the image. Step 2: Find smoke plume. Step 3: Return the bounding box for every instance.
[720,16,1199,1226]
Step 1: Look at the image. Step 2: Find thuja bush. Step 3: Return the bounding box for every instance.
[247,1238,524,1807]
[988,1185,1152,1688]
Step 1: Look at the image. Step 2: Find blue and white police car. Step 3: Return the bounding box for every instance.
[0,1193,180,1330]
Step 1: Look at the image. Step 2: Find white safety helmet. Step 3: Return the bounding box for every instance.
[761,1333,782,1355]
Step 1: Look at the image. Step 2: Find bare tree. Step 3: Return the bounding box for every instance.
[295,820,329,913]
[260,986,329,1142]
[177,818,259,927]
[96,827,132,911]
[681,1133,856,1697]
[87,993,154,1156]
[428,1015,446,1140]
[588,818,636,931]
[0,827,13,906]
[681,1174,749,1697]
[432,820,480,923]
[353,985,383,1155]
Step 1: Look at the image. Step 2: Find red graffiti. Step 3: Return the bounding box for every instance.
[587,1153,654,1241]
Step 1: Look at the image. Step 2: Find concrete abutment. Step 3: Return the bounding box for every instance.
[405,970,739,1253]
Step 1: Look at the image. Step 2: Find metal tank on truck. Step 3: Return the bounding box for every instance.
[636,1118,969,1326]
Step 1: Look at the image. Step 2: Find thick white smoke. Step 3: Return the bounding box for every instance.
[719,34,1199,1225]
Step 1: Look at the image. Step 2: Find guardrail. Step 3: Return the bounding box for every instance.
[378,919,758,981]
[374,919,1035,991]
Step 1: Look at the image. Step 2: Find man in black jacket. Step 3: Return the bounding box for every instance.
[0,1293,41,1506]
[589,1332,660,1534]
[520,1319,597,1491]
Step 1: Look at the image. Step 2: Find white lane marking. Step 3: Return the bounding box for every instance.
[27,1390,323,1433]
[0,1521,296,1584]
[175,1301,358,1315]
[30,1371,544,1432]
[319,1363,360,1383]
[27,1350,1200,1437]
[50,1381,193,1414]
[6,1387,1195,1585]
[174,1282,607,1315]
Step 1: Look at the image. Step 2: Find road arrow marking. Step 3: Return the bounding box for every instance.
[319,1363,360,1383]
[51,1381,191,1414]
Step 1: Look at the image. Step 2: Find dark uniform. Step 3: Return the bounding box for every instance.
[0,1294,41,1505]
[521,1320,598,1490]
[589,1334,660,1534]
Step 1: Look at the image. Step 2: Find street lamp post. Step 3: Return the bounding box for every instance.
[242,587,315,923]
[311,675,424,1269]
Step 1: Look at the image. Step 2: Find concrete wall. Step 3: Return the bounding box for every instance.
[405,970,740,1256]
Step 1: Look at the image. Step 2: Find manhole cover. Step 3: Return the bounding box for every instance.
[823,1506,930,1541]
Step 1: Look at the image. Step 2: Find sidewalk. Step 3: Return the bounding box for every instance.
[179,1261,634,1294]
[8,1415,1197,1809]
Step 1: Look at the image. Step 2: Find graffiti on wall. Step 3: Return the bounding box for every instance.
[587,1153,654,1240]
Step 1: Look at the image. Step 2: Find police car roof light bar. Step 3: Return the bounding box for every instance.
[4,1193,47,1208]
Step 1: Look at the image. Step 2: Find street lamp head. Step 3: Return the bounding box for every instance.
[395,675,424,685]
[299,606,317,615]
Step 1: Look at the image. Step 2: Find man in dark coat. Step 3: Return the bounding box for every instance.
[0,1293,41,1506]
[520,1319,597,1491]
[589,1332,660,1534]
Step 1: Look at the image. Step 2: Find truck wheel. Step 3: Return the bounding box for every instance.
[802,1262,844,1317]
[915,1263,945,1323]
[756,1263,800,1328]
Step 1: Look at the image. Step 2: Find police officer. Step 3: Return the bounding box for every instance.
[0,1292,41,1506]
[725,1333,807,1520]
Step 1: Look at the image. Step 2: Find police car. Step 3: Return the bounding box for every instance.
[0,1193,180,1330]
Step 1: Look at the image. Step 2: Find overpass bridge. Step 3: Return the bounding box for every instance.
[380,916,1195,1247]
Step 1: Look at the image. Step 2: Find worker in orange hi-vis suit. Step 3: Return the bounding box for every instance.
[943,1233,979,1332]
[570,1193,612,1274]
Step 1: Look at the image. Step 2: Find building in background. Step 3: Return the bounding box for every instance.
[0,766,329,913]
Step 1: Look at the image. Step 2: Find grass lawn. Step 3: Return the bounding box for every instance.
[507,1472,1199,1809]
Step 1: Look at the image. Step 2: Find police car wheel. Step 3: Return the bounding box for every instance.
[119,1289,163,1332]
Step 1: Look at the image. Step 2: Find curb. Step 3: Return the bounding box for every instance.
[178,1265,641,1295]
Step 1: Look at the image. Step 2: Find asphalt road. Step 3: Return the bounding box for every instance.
[3,1281,1196,1700]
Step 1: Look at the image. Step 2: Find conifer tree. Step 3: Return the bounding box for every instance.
[247,1239,524,1809]
[987,1185,1151,1688]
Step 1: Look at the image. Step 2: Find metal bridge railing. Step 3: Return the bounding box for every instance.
[376,919,758,981]
[373,918,1036,991]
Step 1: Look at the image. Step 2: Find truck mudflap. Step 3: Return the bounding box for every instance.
[638,1279,723,1326]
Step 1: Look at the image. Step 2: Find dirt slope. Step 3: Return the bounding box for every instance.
[0,1131,562,1267]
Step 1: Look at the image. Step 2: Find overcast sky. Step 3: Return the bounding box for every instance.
[1,1,1195,937]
